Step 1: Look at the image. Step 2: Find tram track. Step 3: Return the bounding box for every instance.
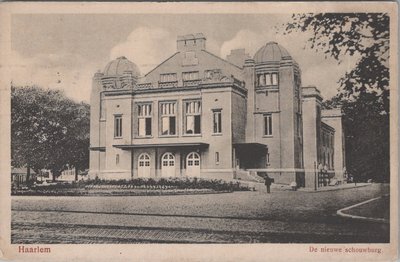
[11,209,389,243]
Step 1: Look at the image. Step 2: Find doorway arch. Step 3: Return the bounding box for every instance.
[186,152,200,177]
[138,153,151,178]
[161,152,175,177]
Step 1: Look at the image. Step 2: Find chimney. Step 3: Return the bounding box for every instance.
[226,49,250,67]
[177,33,206,52]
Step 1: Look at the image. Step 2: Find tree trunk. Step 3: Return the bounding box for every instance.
[26,164,30,183]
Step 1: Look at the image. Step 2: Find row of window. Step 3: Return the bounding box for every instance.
[116,110,273,138]
[116,152,222,167]
[116,152,204,167]
[257,73,279,86]
[116,111,273,138]
[114,101,222,138]
[159,69,221,83]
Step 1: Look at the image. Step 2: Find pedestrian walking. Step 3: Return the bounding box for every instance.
[264,174,272,193]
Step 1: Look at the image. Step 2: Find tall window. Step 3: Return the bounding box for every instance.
[265,73,272,85]
[271,73,278,85]
[160,102,177,136]
[138,104,152,137]
[264,114,272,136]
[184,100,201,135]
[114,115,122,138]
[215,152,220,165]
[258,74,265,86]
[212,109,222,134]
[160,73,177,82]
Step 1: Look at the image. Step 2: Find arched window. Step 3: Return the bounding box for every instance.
[187,152,200,167]
[138,153,151,167]
[162,152,175,167]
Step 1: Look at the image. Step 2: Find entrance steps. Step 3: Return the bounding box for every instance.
[235,169,265,183]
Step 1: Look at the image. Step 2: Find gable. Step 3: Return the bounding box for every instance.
[142,49,243,86]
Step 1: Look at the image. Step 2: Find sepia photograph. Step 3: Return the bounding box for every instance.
[0,2,397,261]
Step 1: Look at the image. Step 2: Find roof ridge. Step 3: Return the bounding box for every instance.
[202,49,243,70]
[144,52,180,77]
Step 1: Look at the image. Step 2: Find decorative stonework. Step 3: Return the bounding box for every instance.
[100,71,137,90]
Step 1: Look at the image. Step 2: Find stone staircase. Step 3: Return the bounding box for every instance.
[248,171,266,183]
[235,169,265,183]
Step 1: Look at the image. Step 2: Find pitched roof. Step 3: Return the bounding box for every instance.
[11,167,36,174]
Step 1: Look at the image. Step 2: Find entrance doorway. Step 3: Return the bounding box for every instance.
[138,153,151,178]
[161,152,175,177]
[186,152,200,177]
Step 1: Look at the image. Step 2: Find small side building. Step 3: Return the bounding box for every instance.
[11,167,36,187]
[302,86,345,187]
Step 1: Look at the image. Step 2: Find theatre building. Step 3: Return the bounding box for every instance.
[89,33,346,188]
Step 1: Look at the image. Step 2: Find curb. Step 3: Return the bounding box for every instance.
[336,195,389,223]
[301,184,370,193]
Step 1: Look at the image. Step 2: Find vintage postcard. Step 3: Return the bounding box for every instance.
[0,2,398,261]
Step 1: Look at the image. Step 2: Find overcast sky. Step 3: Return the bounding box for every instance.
[10,14,358,102]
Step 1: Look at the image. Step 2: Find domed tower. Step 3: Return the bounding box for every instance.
[89,56,140,179]
[244,42,304,186]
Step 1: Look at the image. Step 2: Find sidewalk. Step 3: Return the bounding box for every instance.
[238,180,371,193]
[298,183,370,193]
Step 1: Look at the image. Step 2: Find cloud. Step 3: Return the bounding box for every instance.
[10,50,97,102]
[220,30,267,59]
[9,26,359,103]
[110,27,176,75]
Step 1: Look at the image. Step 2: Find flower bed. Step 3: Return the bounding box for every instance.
[12,177,249,196]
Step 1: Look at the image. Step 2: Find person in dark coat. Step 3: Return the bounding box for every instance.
[264,174,272,193]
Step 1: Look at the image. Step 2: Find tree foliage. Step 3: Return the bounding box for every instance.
[322,92,389,182]
[11,86,90,180]
[285,13,390,182]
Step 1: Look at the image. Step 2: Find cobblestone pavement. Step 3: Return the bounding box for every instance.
[11,183,389,243]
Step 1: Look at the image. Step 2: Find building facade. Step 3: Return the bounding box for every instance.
[89,33,346,187]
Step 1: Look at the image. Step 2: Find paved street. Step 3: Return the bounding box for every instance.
[12,183,390,243]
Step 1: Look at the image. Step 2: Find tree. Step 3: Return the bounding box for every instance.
[11,86,90,181]
[285,13,390,182]
[322,92,389,182]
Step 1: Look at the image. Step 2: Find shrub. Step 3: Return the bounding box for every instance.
[27,177,250,192]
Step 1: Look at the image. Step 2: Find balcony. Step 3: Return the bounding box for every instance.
[137,82,152,89]
[183,79,201,87]
[158,81,178,88]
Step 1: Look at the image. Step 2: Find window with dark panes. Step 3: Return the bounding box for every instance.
[184,100,201,134]
[138,104,152,136]
[114,115,122,138]
[212,109,222,134]
[160,102,177,136]
[264,114,272,136]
